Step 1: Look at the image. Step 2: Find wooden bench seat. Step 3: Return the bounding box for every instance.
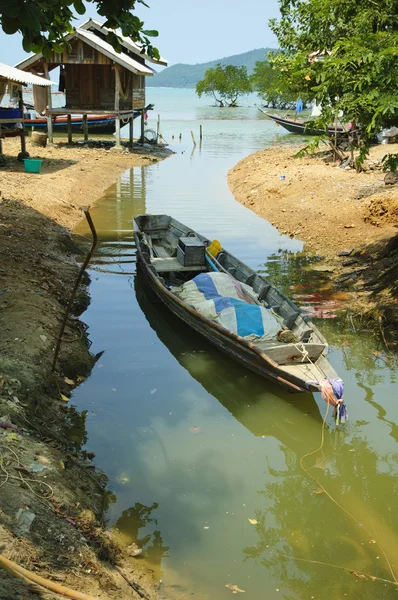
[151,257,207,273]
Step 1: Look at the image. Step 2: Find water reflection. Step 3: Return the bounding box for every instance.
[134,270,398,598]
[243,417,398,600]
[112,501,169,578]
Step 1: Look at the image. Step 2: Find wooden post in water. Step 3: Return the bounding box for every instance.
[83,114,88,141]
[157,114,161,143]
[67,114,72,144]
[200,124,202,141]
[190,130,197,147]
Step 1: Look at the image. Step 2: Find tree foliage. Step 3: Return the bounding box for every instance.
[0,0,159,58]
[269,0,398,164]
[196,64,252,107]
[251,60,301,109]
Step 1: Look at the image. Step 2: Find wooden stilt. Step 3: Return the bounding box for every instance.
[67,114,72,144]
[43,60,53,144]
[140,110,145,144]
[19,92,27,156]
[115,117,121,147]
[130,76,134,148]
[83,114,88,141]
[47,115,53,144]
[129,117,133,148]
[114,65,121,149]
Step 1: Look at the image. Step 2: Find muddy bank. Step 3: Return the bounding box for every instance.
[0,137,171,599]
[228,143,398,344]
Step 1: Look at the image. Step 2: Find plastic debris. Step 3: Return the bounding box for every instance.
[15,507,36,535]
[225,584,246,594]
[126,543,143,557]
[30,463,47,473]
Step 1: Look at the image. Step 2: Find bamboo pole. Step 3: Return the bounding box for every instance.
[0,553,95,600]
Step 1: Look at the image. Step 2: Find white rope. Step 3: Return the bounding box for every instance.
[293,342,310,363]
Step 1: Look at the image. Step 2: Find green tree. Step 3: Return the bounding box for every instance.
[251,60,301,109]
[196,63,252,107]
[269,0,398,166]
[0,0,159,58]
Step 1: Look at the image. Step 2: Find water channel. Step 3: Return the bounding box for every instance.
[73,89,398,599]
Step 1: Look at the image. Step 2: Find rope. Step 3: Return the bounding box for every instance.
[0,445,54,502]
[293,342,309,363]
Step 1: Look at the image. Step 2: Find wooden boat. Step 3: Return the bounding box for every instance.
[260,109,345,137]
[133,214,341,394]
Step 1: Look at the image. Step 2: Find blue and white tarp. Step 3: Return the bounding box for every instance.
[173,272,281,341]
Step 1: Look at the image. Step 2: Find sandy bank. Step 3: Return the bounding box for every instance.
[228,143,397,258]
[0,137,171,599]
[1,136,172,230]
[228,143,398,339]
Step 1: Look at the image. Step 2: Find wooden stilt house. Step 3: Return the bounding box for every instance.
[15,19,167,146]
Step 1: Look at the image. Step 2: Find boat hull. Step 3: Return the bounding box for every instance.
[133,214,340,394]
[264,112,344,137]
[136,259,308,392]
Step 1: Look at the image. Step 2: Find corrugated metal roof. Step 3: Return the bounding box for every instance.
[79,19,168,66]
[0,62,53,86]
[75,28,155,75]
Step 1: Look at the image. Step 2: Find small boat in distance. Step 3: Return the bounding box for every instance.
[134,214,343,395]
[260,108,345,137]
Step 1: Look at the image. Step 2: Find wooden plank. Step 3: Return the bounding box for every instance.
[152,257,207,273]
[152,245,170,258]
[264,343,326,365]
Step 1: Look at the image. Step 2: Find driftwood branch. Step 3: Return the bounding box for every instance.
[51,209,97,371]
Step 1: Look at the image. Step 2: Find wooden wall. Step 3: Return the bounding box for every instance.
[64,64,145,110]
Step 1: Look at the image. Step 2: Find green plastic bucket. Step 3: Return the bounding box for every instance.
[23,159,43,173]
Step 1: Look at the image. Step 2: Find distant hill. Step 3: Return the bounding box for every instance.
[149,48,270,88]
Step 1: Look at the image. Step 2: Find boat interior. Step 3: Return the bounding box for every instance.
[134,215,329,367]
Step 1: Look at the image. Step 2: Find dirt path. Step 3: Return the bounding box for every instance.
[0,137,172,599]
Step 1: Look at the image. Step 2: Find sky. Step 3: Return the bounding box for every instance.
[0,0,281,69]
